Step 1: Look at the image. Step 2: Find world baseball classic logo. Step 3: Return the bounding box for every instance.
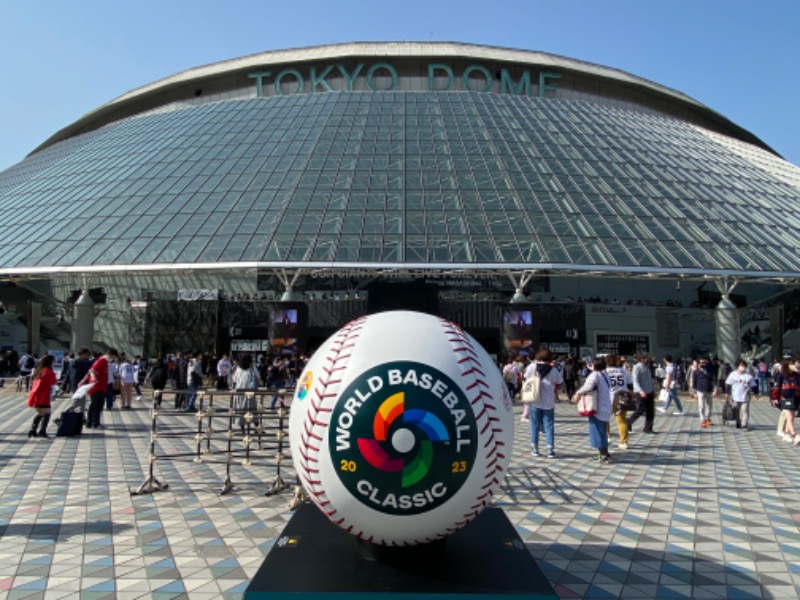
[329,361,479,515]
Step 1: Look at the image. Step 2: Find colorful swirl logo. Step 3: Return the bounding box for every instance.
[357,392,449,488]
[297,371,312,401]
[329,361,477,515]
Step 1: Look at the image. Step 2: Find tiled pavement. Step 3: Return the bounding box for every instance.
[1,385,800,599]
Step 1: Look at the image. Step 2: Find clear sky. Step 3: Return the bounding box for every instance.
[1,0,798,172]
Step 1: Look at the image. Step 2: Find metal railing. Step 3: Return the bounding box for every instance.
[131,387,294,498]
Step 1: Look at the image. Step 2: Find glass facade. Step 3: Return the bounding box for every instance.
[1,91,799,275]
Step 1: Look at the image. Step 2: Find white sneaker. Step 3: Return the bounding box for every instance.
[657,407,667,414]
[135,395,142,401]
[618,442,628,450]
[784,433,795,444]
[673,411,684,415]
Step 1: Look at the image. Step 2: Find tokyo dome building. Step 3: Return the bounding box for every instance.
[1,42,799,360]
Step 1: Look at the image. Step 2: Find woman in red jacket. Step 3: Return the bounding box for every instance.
[27,354,56,438]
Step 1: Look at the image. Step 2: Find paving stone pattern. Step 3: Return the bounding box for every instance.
[0,386,799,599]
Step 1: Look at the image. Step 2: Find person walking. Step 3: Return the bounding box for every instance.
[216,353,232,390]
[27,354,57,438]
[0,351,8,388]
[756,359,770,399]
[606,354,632,449]
[658,354,685,415]
[693,357,718,428]
[18,352,35,392]
[147,356,169,407]
[523,348,563,459]
[185,352,203,412]
[118,357,136,409]
[771,359,800,445]
[562,357,579,401]
[502,357,519,404]
[232,354,260,432]
[726,359,753,430]
[573,356,612,463]
[627,354,656,434]
[133,355,146,400]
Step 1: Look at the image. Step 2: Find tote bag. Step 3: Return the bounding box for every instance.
[576,390,598,416]
[520,374,541,404]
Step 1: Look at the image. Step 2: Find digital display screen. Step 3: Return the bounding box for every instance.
[270,308,298,349]
[503,309,534,354]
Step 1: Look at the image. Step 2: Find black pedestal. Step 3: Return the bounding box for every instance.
[245,503,557,599]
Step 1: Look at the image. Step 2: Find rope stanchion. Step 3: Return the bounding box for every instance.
[193,391,206,464]
[129,386,295,497]
[130,390,169,496]
[266,389,290,497]
[220,390,236,495]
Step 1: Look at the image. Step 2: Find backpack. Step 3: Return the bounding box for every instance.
[503,368,516,384]
[25,355,35,370]
[674,363,686,386]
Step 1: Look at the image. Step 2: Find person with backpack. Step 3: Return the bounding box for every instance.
[606,354,633,450]
[522,348,563,459]
[658,355,685,415]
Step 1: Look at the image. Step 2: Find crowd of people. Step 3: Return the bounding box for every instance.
[7,347,308,438]
[502,351,800,463]
[9,342,800,449]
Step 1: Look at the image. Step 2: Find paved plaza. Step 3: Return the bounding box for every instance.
[0,385,799,599]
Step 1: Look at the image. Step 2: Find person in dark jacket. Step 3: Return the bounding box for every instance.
[563,357,578,400]
[69,348,93,393]
[692,357,718,428]
[147,357,169,407]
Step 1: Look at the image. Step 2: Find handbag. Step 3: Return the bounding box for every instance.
[576,390,598,416]
[658,388,669,402]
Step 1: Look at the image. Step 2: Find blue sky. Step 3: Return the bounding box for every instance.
[1,0,798,171]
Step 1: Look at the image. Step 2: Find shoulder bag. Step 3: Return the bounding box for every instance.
[576,375,598,416]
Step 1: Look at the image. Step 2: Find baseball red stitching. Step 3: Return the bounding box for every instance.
[439,318,508,525]
[298,317,367,513]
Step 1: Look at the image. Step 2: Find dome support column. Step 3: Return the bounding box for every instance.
[274,269,305,302]
[508,270,536,304]
[72,286,95,351]
[714,277,740,365]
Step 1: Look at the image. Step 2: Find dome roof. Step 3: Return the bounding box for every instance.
[1,43,799,281]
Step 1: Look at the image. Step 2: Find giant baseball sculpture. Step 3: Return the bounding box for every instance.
[289,310,514,546]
